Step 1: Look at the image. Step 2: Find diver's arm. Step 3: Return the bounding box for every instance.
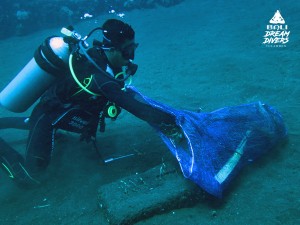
[98,81,175,126]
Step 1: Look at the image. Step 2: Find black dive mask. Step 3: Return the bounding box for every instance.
[120,42,139,60]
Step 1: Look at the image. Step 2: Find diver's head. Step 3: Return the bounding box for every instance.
[101,19,138,67]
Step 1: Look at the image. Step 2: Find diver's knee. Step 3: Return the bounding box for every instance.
[1,159,41,188]
[25,155,50,173]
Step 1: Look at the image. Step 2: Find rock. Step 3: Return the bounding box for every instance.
[98,162,203,225]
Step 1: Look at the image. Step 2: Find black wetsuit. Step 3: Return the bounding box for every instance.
[0,47,174,185]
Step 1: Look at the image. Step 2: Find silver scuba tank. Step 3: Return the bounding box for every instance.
[0,36,70,112]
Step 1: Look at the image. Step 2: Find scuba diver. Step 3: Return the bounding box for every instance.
[0,19,178,187]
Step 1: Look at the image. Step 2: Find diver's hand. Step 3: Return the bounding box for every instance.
[159,123,183,140]
[159,123,186,148]
[80,128,95,143]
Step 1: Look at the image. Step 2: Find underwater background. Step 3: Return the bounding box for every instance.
[0,0,299,224]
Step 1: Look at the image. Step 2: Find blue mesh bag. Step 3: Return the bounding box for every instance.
[128,87,287,198]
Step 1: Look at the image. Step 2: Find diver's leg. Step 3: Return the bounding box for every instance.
[0,117,30,130]
[0,137,39,186]
[0,107,55,186]
[24,112,55,177]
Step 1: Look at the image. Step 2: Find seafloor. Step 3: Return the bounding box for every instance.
[0,0,299,224]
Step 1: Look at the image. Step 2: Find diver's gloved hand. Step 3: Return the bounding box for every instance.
[80,123,97,143]
[79,117,99,143]
[80,128,96,143]
[159,123,184,140]
[159,123,186,148]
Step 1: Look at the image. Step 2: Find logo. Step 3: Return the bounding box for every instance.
[262,10,290,47]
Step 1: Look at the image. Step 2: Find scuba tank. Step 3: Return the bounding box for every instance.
[0,36,70,112]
